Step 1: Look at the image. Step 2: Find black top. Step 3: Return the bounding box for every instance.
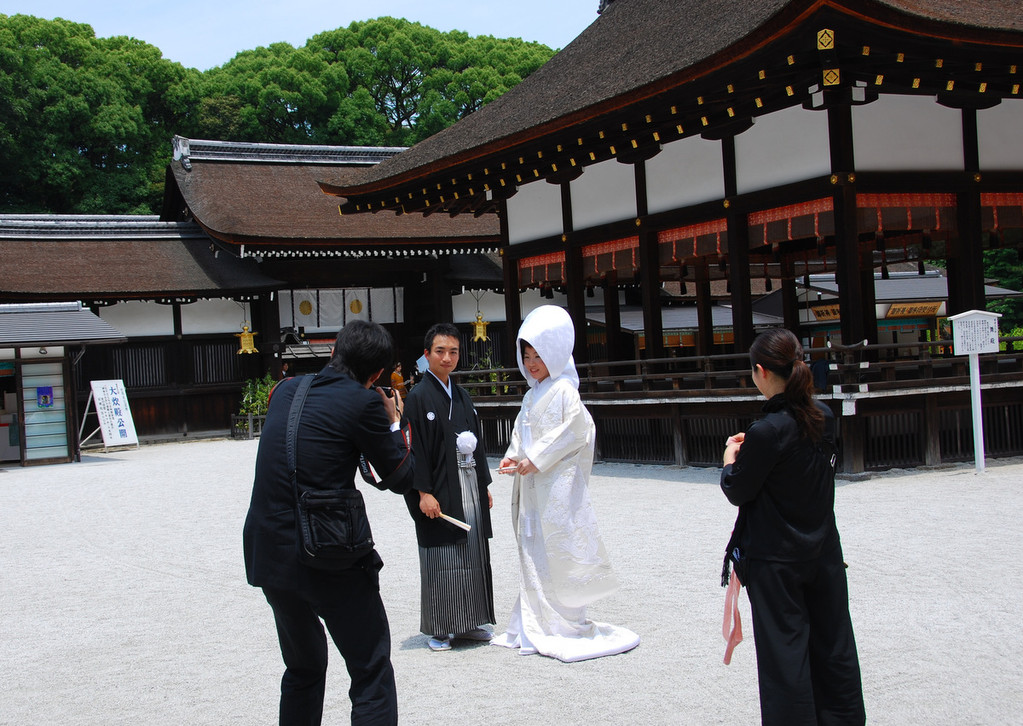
[403,372,493,547]
[720,394,839,562]
[243,366,414,591]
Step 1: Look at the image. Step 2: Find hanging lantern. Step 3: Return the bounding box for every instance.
[471,312,489,342]
[236,324,259,354]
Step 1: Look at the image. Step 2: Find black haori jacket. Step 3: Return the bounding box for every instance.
[720,394,841,564]
[403,373,493,547]
[243,366,414,591]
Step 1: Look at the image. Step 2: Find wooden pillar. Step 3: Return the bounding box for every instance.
[828,101,867,347]
[636,161,664,360]
[502,254,522,367]
[948,193,986,314]
[859,266,878,345]
[924,393,941,466]
[694,259,714,356]
[638,229,664,359]
[780,256,800,332]
[253,292,282,378]
[499,200,521,367]
[949,109,986,314]
[726,213,754,353]
[561,182,588,364]
[565,243,587,364]
[722,136,753,353]
[170,302,187,386]
[435,262,454,324]
[603,270,625,361]
[834,186,867,347]
[840,404,866,474]
[403,259,450,357]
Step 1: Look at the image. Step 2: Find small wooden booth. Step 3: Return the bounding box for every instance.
[0,303,126,465]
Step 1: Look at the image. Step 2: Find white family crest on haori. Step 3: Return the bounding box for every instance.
[493,305,639,662]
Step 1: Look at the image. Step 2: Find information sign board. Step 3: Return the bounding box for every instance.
[89,380,139,447]
[950,310,1001,356]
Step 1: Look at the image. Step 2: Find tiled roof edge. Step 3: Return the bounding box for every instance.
[172,136,408,167]
[0,216,207,240]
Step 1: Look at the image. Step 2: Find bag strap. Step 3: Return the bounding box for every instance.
[287,373,410,495]
[357,420,413,490]
[286,375,315,500]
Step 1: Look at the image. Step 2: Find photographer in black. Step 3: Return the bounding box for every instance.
[244,320,414,726]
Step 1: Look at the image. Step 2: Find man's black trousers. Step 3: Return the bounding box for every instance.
[262,556,397,726]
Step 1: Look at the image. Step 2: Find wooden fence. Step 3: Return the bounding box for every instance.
[460,338,1023,472]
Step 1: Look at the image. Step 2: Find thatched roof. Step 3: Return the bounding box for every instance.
[0,216,281,301]
[322,0,1023,201]
[166,138,500,247]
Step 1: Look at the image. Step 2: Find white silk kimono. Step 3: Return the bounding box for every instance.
[492,305,639,662]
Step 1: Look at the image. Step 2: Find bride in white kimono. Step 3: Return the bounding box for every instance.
[492,305,640,662]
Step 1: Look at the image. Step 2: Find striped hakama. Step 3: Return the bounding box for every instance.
[418,451,495,637]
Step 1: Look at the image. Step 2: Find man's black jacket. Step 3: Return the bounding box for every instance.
[243,366,414,591]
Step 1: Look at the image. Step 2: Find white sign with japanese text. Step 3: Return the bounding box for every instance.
[951,311,1000,355]
[90,380,139,447]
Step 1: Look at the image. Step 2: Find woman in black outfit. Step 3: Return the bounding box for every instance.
[721,328,865,725]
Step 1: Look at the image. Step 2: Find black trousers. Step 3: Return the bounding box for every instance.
[745,547,865,726]
[262,554,397,726]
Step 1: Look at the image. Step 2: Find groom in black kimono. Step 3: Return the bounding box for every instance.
[404,322,495,651]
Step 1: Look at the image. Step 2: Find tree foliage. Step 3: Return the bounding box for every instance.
[0,14,553,214]
[984,243,1023,332]
[0,14,198,213]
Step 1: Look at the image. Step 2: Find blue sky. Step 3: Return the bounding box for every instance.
[2,0,601,70]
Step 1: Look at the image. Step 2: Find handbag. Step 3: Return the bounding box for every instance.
[286,375,375,570]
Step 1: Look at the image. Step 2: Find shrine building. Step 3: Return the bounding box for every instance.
[320,0,1023,471]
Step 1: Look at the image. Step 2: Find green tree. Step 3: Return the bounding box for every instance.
[0,14,554,212]
[0,14,197,213]
[307,18,553,145]
[198,43,345,143]
[984,245,1023,332]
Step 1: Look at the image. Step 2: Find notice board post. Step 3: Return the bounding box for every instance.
[948,310,1001,472]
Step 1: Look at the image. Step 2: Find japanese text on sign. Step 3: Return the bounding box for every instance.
[952,314,1000,356]
[89,380,139,447]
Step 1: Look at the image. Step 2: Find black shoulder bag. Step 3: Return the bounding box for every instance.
[287,375,375,570]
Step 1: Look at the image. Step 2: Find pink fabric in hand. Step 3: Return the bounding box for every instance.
[722,570,743,665]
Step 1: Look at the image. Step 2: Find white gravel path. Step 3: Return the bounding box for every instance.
[1,440,1020,725]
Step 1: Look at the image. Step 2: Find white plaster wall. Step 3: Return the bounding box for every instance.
[180,299,250,335]
[280,288,403,333]
[519,293,569,319]
[452,290,506,324]
[735,105,831,194]
[452,289,620,324]
[570,158,638,230]
[506,180,564,244]
[978,99,1023,170]
[853,94,964,171]
[646,135,725,213]
[99,301,174,337]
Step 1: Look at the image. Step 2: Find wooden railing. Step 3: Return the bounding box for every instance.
[453,336,1023,472]
[454,337,1023,401]
[821,337,1023,393]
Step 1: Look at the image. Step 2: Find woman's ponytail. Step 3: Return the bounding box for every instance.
[749,329,824,441]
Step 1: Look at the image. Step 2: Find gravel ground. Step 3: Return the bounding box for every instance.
[1,439,1020,725]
